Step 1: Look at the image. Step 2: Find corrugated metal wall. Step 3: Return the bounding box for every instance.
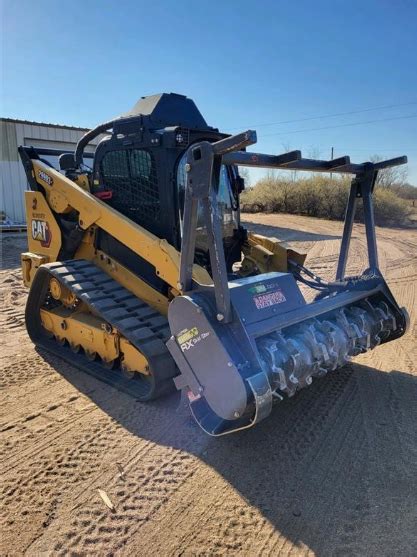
[0,120,100,223]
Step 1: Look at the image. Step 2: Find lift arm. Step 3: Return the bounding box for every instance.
[18,147,212,291]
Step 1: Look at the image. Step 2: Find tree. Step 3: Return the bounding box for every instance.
[238,166,251,188]
[370,155,408,188]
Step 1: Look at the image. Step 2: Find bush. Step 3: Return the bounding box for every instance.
[389,183,417,200]
[368,188,412,226]
[241,175,413,227]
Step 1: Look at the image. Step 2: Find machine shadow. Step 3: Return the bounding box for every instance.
[40,349,417,556]
[243,220,341,243]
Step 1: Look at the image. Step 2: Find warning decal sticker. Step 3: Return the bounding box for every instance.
[253,289,286,309]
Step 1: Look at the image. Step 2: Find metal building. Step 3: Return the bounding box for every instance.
[0,118,100,227]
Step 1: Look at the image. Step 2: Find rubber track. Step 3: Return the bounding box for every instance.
[25,259,177,400]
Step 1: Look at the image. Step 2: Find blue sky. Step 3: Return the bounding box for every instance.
[1,0,416,183]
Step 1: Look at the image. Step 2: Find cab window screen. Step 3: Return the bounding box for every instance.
[101,149,160,227]
[101,150,129,178]
[130,149,152,179]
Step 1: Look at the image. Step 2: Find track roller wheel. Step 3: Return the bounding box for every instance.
[85,350,97,361]
[119,360,165,400]
[121,364,135,380]
[55,336,66,346]
[102,358,116,370]
[70,343,81,353]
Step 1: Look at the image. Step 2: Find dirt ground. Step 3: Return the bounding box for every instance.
[1,214,416,556]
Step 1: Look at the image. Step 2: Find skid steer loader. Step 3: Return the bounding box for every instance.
[18,93,409,435]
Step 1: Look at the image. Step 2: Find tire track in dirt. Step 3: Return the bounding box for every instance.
[1,389,97,468]
[0,234,27,270]
[0,266,29,362]
[1,361,198,554]
[354,368,417,555]
[1,404,127,548]
[0,354,51,391]
[1,218,416,556]
[28,362,355,556]
[24,405,205,554]
[125,367,366,557]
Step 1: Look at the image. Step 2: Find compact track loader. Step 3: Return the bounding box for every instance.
[19,93,409,435]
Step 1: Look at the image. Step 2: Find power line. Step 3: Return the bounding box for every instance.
[333,148,416,154]
[282,146,416,153]
[328,147,414,152]
[227,101,417,130]
[259,113,417,138]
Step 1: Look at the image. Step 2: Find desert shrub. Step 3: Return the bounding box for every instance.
[316,178,349,220]
[357,188,413,226]
[388,183,417,200]
[241,174,412,226]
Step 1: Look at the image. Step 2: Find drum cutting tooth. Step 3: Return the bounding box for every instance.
[257,298,400,400]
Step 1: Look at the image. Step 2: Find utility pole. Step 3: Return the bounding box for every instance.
[330,147,334,181]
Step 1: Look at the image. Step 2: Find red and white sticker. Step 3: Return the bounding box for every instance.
[253,289,286,309]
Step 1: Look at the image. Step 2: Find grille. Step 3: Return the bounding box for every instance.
[175,128,190,147]
[101,149,160,227]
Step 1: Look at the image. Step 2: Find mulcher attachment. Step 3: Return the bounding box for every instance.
[166,131,409,435]
[168,272,408,436]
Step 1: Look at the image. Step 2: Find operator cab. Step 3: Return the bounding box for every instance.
[89,93,245,276]
[74,93,246,291]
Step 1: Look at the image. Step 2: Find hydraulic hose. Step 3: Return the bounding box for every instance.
[288,259,349,291]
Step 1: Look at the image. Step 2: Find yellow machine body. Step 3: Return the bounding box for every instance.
[21,158,299,387]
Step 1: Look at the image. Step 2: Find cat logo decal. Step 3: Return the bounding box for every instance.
[31,219,52,248]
